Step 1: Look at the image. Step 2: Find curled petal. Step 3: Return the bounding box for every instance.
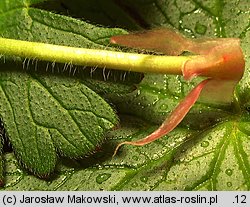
[111,28,245,155]
[113,79,210,156]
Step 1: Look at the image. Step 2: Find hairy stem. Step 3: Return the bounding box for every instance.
[0,37,194,74]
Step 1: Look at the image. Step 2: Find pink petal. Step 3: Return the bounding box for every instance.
[110,28,190,55]
[113,79,210,156]
[183,38,245,104]
[111,28,245,154]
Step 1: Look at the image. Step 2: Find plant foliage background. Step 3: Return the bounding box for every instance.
[0,0,249,190]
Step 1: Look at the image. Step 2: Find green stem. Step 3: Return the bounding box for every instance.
[0,37,194,74]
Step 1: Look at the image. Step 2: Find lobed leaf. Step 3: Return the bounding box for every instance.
[0,0,123,175]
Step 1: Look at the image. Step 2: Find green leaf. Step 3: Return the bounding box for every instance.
[0,0,44,13]
[0,2,125,48]
[0,0,250,190]
[0,62,118,175]
[0,116,193,190]
[36,0,141,30]
[0,0,121,175]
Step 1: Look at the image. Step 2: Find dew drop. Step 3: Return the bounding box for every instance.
[227,182,232,187]
[181,148,186,153]
[131,182,138,187]
[140,176,148,183]
[160,104,168,110]
[96,173,111,184]
[225,169,233,176]
[201,141,209,148]
[174,96,179,100]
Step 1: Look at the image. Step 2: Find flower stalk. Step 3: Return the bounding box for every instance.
[0,37,192,75]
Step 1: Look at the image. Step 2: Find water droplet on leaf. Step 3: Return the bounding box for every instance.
[131,182,138,187]
[96,173,111,184]
[225,169,233,176]
[227,182,232,187]
[161,112,167,116]
[181,148,186,153]
[201,141,209,147]
[160,104,168,110]
[140,176,148,183]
